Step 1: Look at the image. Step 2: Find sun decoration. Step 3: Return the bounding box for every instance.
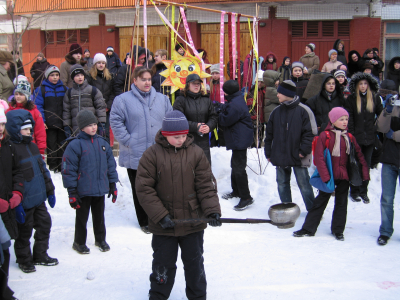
[160,50,211,94]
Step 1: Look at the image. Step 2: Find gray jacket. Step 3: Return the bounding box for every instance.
[63,79,107,133]
[110,85,172,170]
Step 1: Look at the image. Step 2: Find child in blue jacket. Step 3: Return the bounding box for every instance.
[33,65,67,172]
[5,109,57,274]
[62,110,118,254]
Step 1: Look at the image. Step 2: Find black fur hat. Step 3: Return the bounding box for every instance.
[349,72,379,95]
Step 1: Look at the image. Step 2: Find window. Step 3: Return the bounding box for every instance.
[56,30,65,43]
[67,30,77,44]
[80,29,89,43]
[0,35,7,44]
[338,21,350,36]
[291,21,350,39]
[386,23,400,34]
[291,22,304,38]
[307,22,319,37]
[322,21,334,37]
[46,31,54,43]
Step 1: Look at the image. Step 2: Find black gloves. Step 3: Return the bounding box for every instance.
[159,215,175,229]
[68,190,81,209]
[108,182,118,203]
[208,213,222,227]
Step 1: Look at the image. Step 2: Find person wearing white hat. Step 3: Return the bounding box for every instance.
[300,43,320,79]
[105,46,122,75]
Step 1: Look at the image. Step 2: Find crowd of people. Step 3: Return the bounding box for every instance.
[0,38,399,300]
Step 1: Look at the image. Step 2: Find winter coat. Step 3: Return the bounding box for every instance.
[110,85,172,170]
[8,59,25,82]
[345,93,382,146]
[61,132,118,197]
[210,80,221,103]
[113,64,132,96]
[5,109,55,210]
[347,50,364,77]
[362,50,384,78]
[84,57,94,70]
[173,91,218,163]
[265,96,316,168]
[321,60,342,73]
[387,56,400,92]
[60,54,88,88]
[0,135,24,240]
[314,122,369,182]
[30,58,51,89]
[299,52,320,78]
[87,70,115,111]
[33,79,67,130]
[106,52,122,75]
[291,75,309,103]
[152,63,171,96]
[0,64,14,100]
[262,52,277,71]
[333,39,347,66]
[7,102,47,155]
[278,57,291,83]
[218,91,253,150]
[305,74,344,134]
[136,130,221,236]
[376,105,400,168]
[263,70,280,122]
[62,79,107,134]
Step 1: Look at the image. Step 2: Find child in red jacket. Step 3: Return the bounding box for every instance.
[6,78,47,155]
[293,107,369,241]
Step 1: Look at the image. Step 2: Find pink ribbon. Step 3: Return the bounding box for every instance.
[232,13,236,82]
[144,0,148,68]
[220,11,225,104]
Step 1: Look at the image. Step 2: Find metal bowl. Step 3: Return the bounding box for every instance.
[268,203,301,229]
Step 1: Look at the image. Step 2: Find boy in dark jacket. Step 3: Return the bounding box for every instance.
[106,46,122,75]
[34,65,67,172]
[62,110,119,254]
[265,80,317,211]
[5,109,57,273]
[217,80,254,210]
[136,110,221,300]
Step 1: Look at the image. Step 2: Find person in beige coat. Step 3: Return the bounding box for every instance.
[0,51,15,100]
[299,43,320,79]
[321,49,342,73]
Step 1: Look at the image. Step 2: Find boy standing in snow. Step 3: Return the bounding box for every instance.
[5,109,57,273]
[135,110,221,300]
[62,110,118,254]
[264,80,317,211]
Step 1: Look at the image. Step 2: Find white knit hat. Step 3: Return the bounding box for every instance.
[210,64,220,74]
[257,70,264,81]
[93,53,107,66]
[0,99,9,123]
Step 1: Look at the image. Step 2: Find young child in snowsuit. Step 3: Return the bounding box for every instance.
[34,65,67,172]
[293,107,369,241]
[62,64,106,137]
[62,110,118,254]
[135,110,221,300]
[5,109,57,273]
[6,77,47,156]
[265,80,317,212]
[0,100,24,299]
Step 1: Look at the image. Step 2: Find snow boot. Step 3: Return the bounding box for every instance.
[350,193,361,202]
[95,241,110,252]
[222,191,239,200]
[19,261,36,273]
[360,194,370,204]
[332,232,344,241]
[73,242,90,254]
[293,229,314,237]
[377,235,389,246]
[234,197,254,211]
[141,226,151,234]
[33,254,59,266]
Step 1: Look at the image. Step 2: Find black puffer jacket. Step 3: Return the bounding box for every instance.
[152,63,170,95]
[333,39,347,66]
[347,50,364,77]
[291,75,309,103]
[387,56,400,92]
[362,50,384,78]
[30,58,50,88]
[305,74,344,134]
[173,91,218,163]
[114,64,132,96]
[0,135,24,239]
[87,70,115,111]
[106,52,122,75]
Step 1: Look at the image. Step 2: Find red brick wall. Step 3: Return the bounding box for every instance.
[350,17,381,57]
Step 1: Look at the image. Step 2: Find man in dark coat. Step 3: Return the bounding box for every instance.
[216,80,254,210]
[265,80,316,211]
[106,46,122,75]
[8,51,25,82]
[347,50,364,77]
[387,56,400,92]
[30,53,50,89]
[333,39,347,66]
[362,48,384,79]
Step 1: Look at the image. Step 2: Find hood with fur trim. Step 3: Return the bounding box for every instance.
[349,72,379,95]
[388,56,400,73]
[64,53,88,66]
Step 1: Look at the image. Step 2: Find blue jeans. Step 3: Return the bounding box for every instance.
[276,166,315,211]
[379,163,400,237]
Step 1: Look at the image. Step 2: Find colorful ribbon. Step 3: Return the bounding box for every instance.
[232,13,236,83]
[228,13,233,79]
[220,11,225,104]
[237,14,241,88]
[144,0,148,68]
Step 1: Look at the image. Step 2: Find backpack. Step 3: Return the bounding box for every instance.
[67,86,98,101]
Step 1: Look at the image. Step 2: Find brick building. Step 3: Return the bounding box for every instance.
[2,0,399,80]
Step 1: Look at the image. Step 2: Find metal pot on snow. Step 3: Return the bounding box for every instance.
[268,203,301,229]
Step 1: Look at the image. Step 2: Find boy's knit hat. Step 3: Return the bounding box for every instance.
[77,110,98,130]
[291,61,304,70]
[0,51,13,64]
[69,43,82,55]
[277,80,296,98]
[70,64,85,80]
[161,110,189,136]
[0,100,9,123]
[257,70,264,81]
[14,78,31,101]
[45,65,60,79]
[210,64,220,74]
[223,80,239,95]
[306,43,315,51]
[21,118,33,130]
[93,53,107,65]
[107,46,114,52]
[334,70,346,78]
[328,107,349,124]
[329,49,337,58]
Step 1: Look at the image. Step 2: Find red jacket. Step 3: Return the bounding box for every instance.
[210,80,221,103]
[7,103,47,154]
[314,123,369,183]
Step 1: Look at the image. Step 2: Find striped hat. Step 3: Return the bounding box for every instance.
[21,118,33,130]
[277,80,297,98]
[161,111,189,136]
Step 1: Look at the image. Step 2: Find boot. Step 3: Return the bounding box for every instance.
[233,197,254,211]
[33,254,59,266]
[350,193,361,202]
[141,226,151,234]
[360,194,370,204]
[293,229,314,237]
[222,191,240,200]
[377,235,389,246]
[95,241,110,252]
[332,232,344,241]
[73,242,90,254]
[19,261,36,273]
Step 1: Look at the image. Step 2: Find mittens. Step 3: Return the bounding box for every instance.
[68,190,81,209]
[15,204,26,224]
[107,182,117,203]
[159,215,175,229]
[9,192,22,209]
[48,194,56,208]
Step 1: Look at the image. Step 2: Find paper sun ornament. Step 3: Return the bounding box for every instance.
[160,50,211,94]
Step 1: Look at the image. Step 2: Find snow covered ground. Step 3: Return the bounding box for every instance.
[8,148,400,299]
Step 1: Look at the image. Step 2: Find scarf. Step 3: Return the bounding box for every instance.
[325,91,333,100]
[331,129,350,157]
